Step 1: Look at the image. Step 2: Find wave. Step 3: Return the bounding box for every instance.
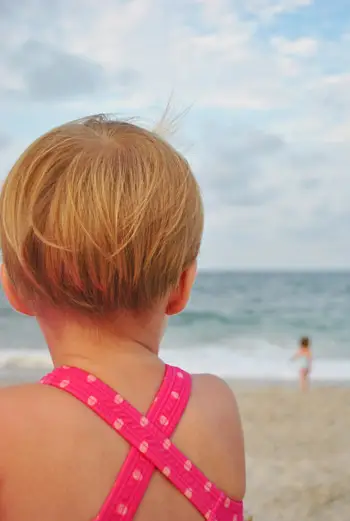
[170,310,232,327]
[0,349,52,370]
[0,307,18,318]
[1,344,350,382]
[162,345,350,382]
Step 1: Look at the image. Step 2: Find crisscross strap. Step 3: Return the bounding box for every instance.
[94,365,192,521]
[40,365,243,521]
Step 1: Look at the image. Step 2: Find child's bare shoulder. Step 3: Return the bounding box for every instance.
[0,385,34,472]
[190,373,245,499]
[191,373,243,438]
[192,373,240,414]
[0,382,41,422]
[0,382,45,408]
[0,384,50,459]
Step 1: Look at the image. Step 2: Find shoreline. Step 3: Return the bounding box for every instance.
[1,367,349,388]
[226,377,350,389]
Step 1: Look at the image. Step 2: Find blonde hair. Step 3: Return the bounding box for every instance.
[0,115,203,315]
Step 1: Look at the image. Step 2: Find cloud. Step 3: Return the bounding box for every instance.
[0,133,11,150]
[195,113,350,268]
[0,0,299,109]
[271,37,318,57]
[0,0,349,268]
[198,128,286,207]
[6,40,105,101]
[241,0,313,19]
[1,37,141,102]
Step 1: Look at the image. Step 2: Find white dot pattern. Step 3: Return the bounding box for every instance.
[114,418,124,431]
[87,396,97,407]
[139,441,148,454]
[132,469,142,481]
[140,416,149,427]
[204,481,212,492]
[117,504,128,516]
[185,488,193,499]
[163,438,171,450]
[163,466,171,477]
[184,459,192,471]
[114,394,124,405]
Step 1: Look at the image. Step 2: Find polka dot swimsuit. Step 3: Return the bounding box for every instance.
[40,365,244,521]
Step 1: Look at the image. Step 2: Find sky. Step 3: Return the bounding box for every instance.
[0,0,350,270]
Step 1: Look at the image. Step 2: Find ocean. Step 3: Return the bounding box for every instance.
[1,272,350,383]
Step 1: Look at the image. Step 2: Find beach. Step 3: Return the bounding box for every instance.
[231,383,350,521]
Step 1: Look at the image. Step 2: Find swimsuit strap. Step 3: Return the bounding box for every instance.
[95,364,192,521]
[41,365,243,521]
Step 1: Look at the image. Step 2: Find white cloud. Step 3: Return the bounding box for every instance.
[0,0,290,110]
[0,0,349,269]
[242,0,313,19]
[271,37,318,57]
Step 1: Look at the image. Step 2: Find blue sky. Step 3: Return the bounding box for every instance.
[0,0,349,269]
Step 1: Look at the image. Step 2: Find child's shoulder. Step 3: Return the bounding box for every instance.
[0,382,40,413]
[191,373,240,416]
[0,383,43,429]
[189,373,245,499]
[0,383,55,450]
[0,381,46,406]
[190,372,243,440]
[0,384,42,473]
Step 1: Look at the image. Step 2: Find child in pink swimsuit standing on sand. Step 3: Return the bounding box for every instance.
[0,116,245,521]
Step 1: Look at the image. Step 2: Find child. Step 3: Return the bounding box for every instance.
[0,116,245,521]
[291,336,312,391]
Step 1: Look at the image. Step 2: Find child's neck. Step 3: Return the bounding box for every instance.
[37,307,166,377]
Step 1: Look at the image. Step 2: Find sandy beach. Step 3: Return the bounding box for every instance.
[230,383,350,521]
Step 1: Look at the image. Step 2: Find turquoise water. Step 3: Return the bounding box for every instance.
[1,272,349,381]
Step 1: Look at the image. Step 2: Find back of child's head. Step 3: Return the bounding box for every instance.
[0,115,203,316]
[300,336,310,348]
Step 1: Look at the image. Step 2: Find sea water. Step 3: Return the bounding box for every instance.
[1,272,349,382]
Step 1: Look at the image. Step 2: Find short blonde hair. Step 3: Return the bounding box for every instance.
[0,115,203,315]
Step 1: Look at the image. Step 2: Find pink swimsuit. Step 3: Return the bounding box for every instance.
[41,364,244,521]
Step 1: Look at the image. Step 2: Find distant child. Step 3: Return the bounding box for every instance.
[291,337,312,391]
[0,116,245,521]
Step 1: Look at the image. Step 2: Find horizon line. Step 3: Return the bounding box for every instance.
[197,268,350,273]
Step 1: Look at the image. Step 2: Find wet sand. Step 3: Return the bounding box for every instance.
[230,383,350,521]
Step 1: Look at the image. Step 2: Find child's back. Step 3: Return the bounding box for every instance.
[0,116,245,521]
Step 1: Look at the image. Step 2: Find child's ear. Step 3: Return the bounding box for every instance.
[166,262,197,316]
[1,265,35,316]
